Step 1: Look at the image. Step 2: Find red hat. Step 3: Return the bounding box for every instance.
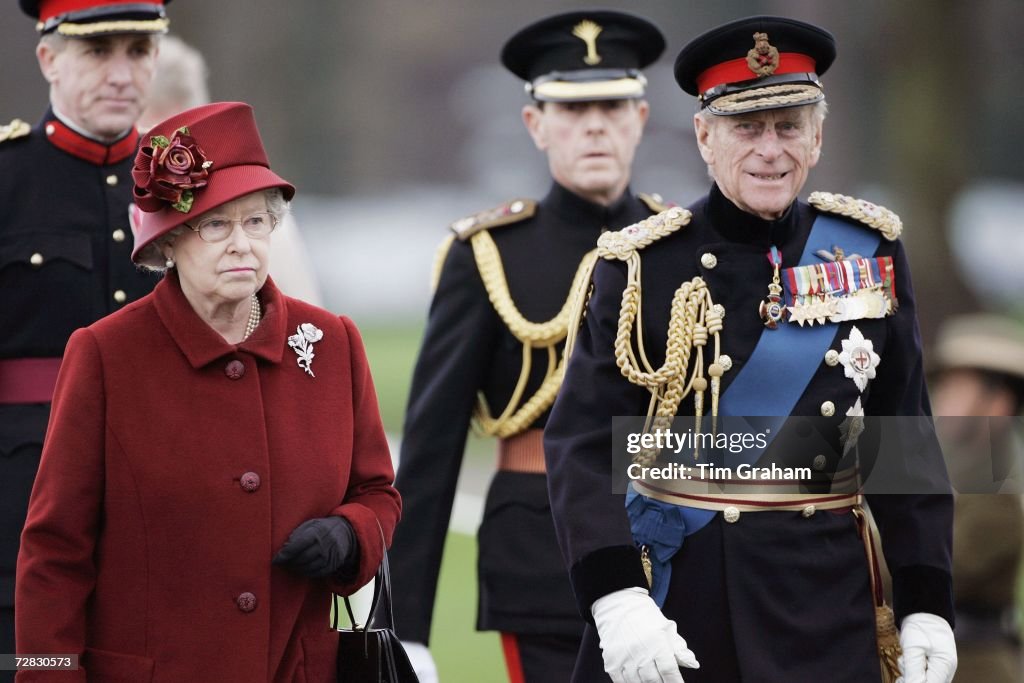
[19,0,171,36]
[130,102,295,262]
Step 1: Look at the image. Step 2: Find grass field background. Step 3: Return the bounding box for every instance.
[357,322,507,681]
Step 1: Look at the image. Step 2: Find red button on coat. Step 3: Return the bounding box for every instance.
[236,592,257,613]
[224,360,245,380]
[240,471,261,492]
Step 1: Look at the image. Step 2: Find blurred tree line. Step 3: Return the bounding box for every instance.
[3,0,1022,338]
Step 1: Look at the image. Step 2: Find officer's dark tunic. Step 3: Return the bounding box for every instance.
[545,184,954,682]
[0,110,156,665]
[390,183,661,651]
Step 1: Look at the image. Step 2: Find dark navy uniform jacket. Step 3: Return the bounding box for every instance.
[544,184,954,682]
[0,109,157,609]
[390,182,662,642]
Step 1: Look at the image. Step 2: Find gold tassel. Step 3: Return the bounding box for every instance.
[640,545,653,588]
[852,507,903,682]
[875,604,902,683]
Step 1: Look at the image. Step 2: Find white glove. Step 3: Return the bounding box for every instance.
[591,586,700,683]
[897,612,957,683]
[402,641,439,683]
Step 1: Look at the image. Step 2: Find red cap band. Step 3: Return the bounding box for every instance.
[37,0,163,23]
[696,52,817,95]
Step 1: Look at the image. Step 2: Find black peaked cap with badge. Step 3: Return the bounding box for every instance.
[19,0,171,35]
[674,15,835,115]
[501,9,665,102]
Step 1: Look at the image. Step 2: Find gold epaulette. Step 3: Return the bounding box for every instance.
[429,233,457,292]
[638,192,671,213]
[597,207,692,261]
[449,198,537,241]
[808,191,902,242]
[0,119,30,144]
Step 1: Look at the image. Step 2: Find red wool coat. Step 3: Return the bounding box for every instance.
[15,274,401,683]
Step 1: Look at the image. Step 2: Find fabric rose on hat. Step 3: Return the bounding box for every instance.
[132,126,212,213]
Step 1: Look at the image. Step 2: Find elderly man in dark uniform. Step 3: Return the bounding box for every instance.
[0,1,169,672]
[388,10,669,682]
[544,16,957,683]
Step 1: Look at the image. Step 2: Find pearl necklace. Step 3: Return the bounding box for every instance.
[243,293,261,340]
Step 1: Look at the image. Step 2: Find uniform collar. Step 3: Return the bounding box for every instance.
[39,108,140,166]
[541,181,637,230]
[704,182,798,246]
[153,270,287,369]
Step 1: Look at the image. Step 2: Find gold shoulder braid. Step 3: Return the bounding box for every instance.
[450,199,537,241]
[808,191,902,241]
[470,228,598,438]
[0,119,30,144]
[637,192,669,214]
[429,234,457,292]
[432,198,537,291]
[589,207,727,465]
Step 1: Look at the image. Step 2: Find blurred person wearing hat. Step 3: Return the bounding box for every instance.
[14,102,401,682]
[931,314,1024,683]
[0,1,171,674]
[544,15,956,683]
[387,10,668,682]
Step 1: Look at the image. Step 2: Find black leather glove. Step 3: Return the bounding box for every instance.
[272,516,360,579]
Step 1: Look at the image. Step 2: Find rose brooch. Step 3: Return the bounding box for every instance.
[132,126,212,213]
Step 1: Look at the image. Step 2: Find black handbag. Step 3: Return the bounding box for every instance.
[333,540,419,683]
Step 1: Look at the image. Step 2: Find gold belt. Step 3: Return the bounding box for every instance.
[497,429,546,473]
[633,465,861,512]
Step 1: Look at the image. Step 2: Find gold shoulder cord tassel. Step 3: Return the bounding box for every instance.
[469,230,599,438]
[852,507,902,683]
[591,209,725,464]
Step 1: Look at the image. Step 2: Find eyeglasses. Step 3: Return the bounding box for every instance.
[184,211,278,243]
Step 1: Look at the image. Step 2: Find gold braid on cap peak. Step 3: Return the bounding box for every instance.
[54,18,169,36]
[470,229,599,438]
[808,191,903,241]
[586,208,726,465]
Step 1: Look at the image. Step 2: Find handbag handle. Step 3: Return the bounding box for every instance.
[332,521,394,632]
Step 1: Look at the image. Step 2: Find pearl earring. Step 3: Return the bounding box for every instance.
[165,257,175,269]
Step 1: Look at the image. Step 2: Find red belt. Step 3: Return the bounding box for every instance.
[497,429,546,474]
[0,358,62,404]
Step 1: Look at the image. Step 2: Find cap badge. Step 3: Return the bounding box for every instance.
[572,19,603,65]
[746,32,780,77]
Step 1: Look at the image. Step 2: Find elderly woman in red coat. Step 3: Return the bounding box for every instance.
[15,102,401,683]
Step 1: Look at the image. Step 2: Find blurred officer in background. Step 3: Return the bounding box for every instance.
[544,15,956,683]
[389,10,668,682]
[931,313,1024,683]
[0,1,171,674]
